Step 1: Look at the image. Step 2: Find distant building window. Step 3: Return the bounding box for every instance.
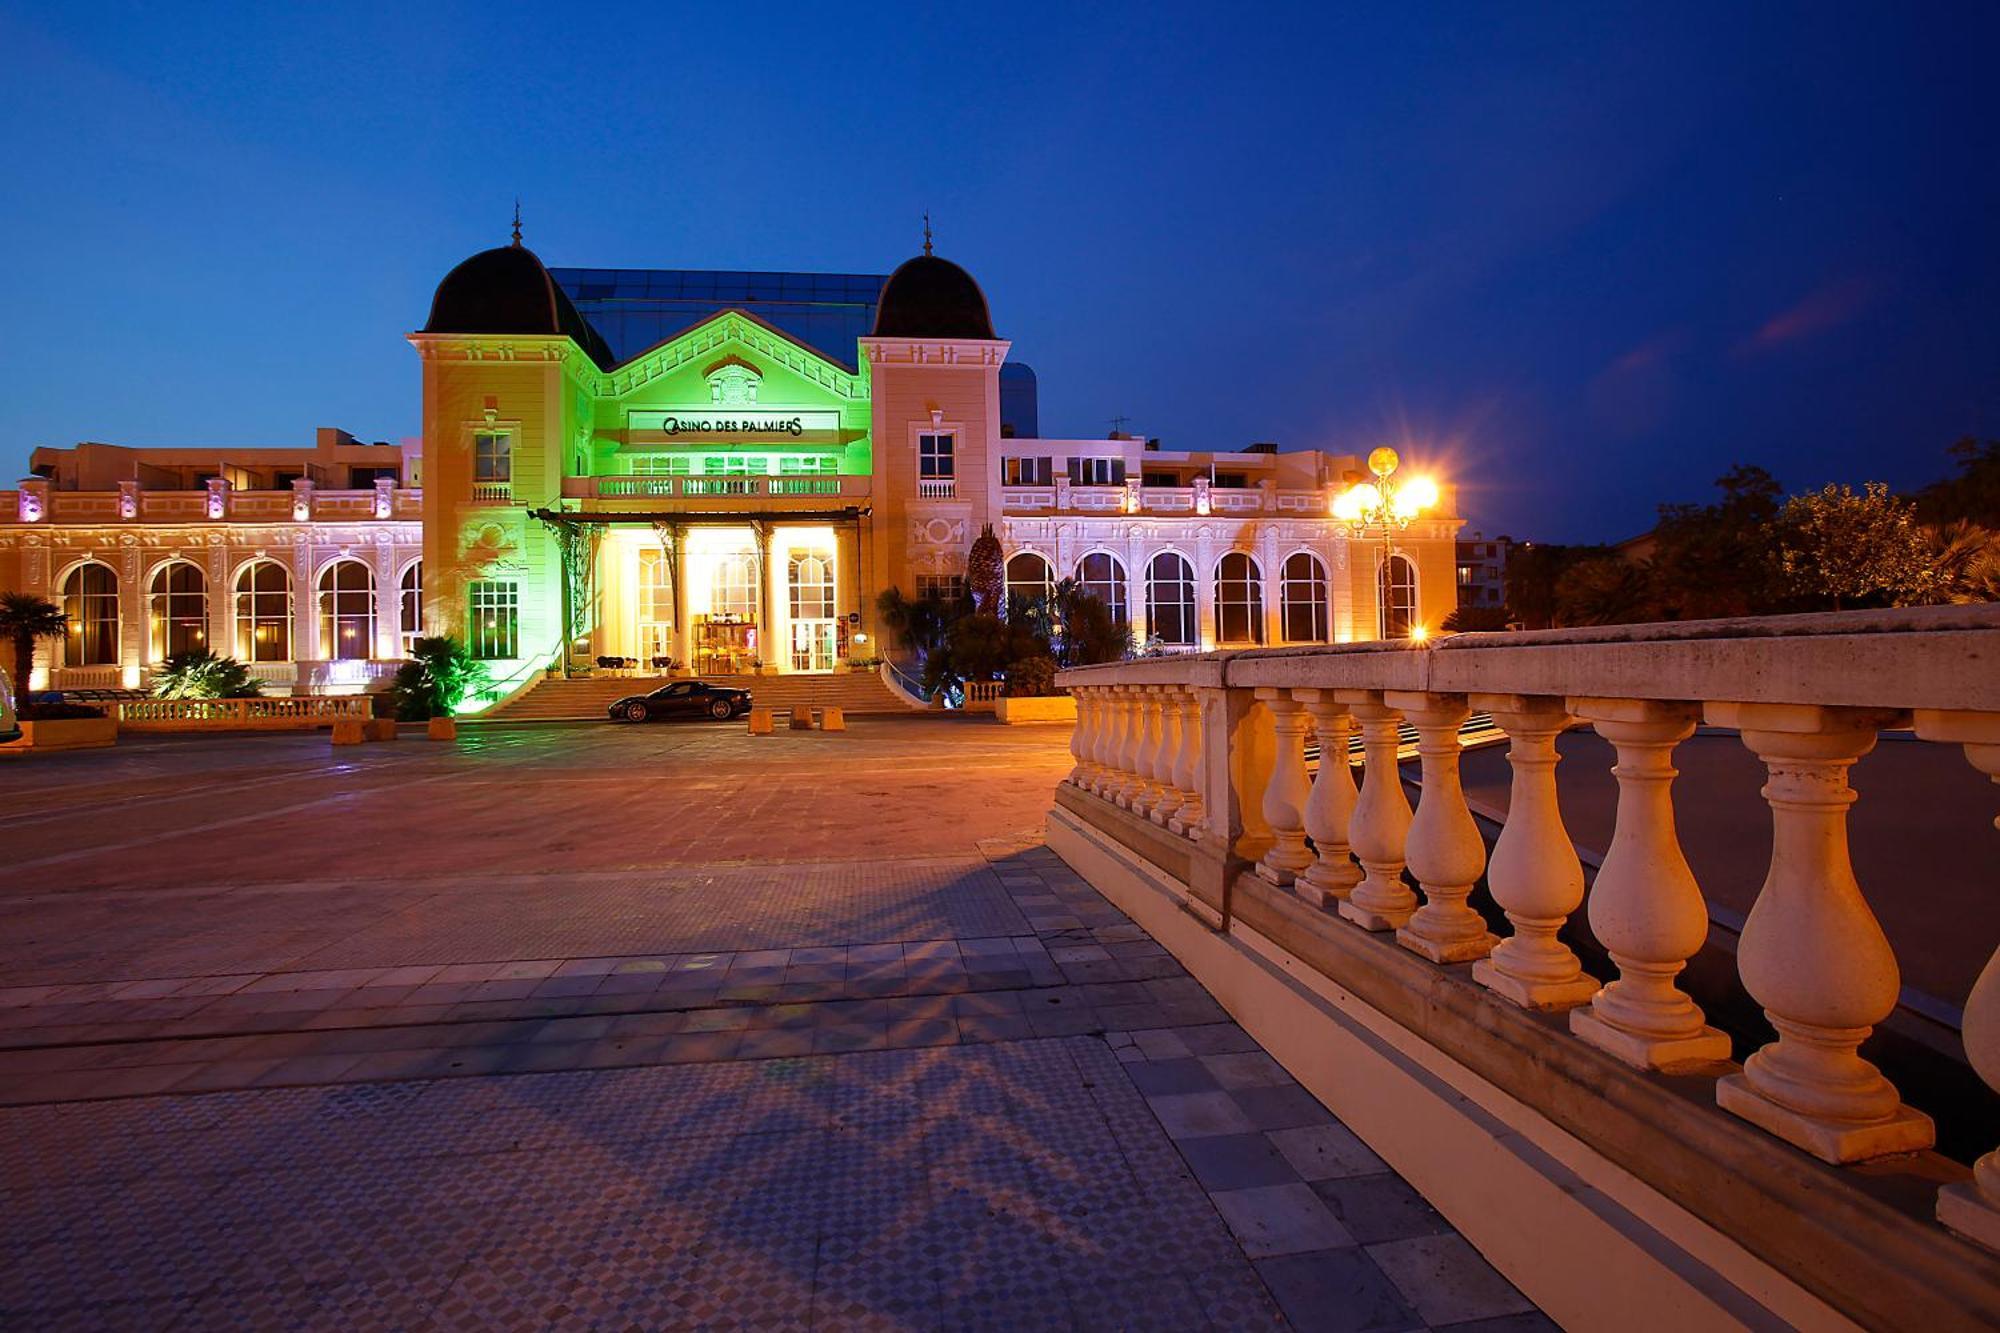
[149,560,209,659]
[318,560,376,660]
[468,580,519,660]
[349,466,397,488]
[1212,472,1247,488]
[63,562,120,666]
[1281,553,1329,643]
[1074,552,1128,622]
[1069,457,1124,487]
[1146,552,1197,646]
[473,432,512,483]
[400,562,424,655]
[919,433,955,480]
[236,561,292,662]
[1215,552,1264,645]
[1002,456,1052,486]
[1142,472,1178,488]
[1457,564,1476,586]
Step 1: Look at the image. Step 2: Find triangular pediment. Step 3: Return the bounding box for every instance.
[601,309,866,403]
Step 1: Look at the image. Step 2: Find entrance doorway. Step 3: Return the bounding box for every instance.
[786,550,836,673]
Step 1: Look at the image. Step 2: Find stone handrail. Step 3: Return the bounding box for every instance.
[1056,604,2000,1288]
[118,695,373,730]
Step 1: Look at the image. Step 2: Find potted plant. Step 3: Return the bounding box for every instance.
[9,698,117,751]
[386,636,491,740]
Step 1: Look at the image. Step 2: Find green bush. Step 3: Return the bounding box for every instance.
[387,636,492,720]
[1002,656,1059,697]
[152,649,264,699]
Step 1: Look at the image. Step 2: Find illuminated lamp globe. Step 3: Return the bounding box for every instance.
[1367,446,1400,478]
[1404,475,1441,511]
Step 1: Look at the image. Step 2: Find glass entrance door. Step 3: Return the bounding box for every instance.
[791,621,836,672]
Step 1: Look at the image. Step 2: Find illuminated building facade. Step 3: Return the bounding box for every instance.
[0,231,1463,697]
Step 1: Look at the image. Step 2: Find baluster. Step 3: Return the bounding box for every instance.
[1254,689,1316,884]
[1150,691,1186,826]
[1126,689,1163,815]
[1567,699,1731,1070]
[1168,689,1207,840]
[1295,690,1360,908]
[1913,710,1999,1247]
[1471,695,1599,1009]
[1090,689,1118,796]
[1067,689,1090,787]
[1706,703,1933,1162]
[1337,692,1417,931]
[1109,688,1140,803]
[1386,692,1497,963]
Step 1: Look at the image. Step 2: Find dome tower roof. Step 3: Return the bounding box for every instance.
[422,228,615,368]
[870,251,997,340]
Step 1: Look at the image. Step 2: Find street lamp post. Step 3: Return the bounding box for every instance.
[1332,446,1440,639]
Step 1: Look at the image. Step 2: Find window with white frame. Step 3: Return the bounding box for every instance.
[467,580,519,660]
[1215,552,1265,645]
[918,433,955,479]
[399,562,424,654]
[916,574,965,604]
[236,561,292,662]
[1005,552,1056,610]
[631,455,693,475]
[1002,456,1052,486]
[1280,552,1330,643]
[1074,552,1128,622]
[317,560,376,661]
[712,552,759,620]
[1069,457,1124,487]
[1146,552,1197,645]
[63,563,120,666]
[473,432,512,483]
[149,561,209,658]
[788,553,836,620]
[1379,554,1418,639]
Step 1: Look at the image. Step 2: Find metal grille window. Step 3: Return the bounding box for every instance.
[149,561,209,658]
[1074,552,1128,622]
[473,432,512,483]
[1215,552,1265,645]
[399,562,424,655]
[1280,552,1330,643]
[63,562,120,666]
[919,433,955,479]
[317,560,376,661]
[468,580,519,660]
[235,561,292,662]
[1380,554,1418,639]
[1146,552,1197,646]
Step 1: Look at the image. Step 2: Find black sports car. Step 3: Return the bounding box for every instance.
[608,679,753,723]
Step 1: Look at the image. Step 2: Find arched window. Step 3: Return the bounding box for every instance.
[712,551,759,621]
[235,562,292,662]
[399,562,424,655]
[1005,552,1055,609]
[1215,552,1264,645]
[62,562,119,666]
[1379,553,1418,639]
[1146,552,1197,646]
[1280,552,1330,643]
[1073,552,1128,622]
[148,561,208,659]
[788,553,835,620]
[318,560,376,660]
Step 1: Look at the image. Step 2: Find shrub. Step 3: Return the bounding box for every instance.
[152,649,264,700]
[19,700,106,721]
[1441,605,1513,633]
[387,636,492,720]
[1003,656,1059,697]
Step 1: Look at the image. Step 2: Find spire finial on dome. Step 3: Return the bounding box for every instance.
[511,198,523,247]
[922,209,933,256]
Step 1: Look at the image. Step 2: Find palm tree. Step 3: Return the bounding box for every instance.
[0,592,66,691]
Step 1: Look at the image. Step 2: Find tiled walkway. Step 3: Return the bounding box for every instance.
[0,721,1547,1330]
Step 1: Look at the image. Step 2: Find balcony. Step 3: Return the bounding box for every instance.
[1050,606,2000,1329]
[917,477,957,500]
[469,482,513,504]
[3,487,423,525]
[561,476,871,504]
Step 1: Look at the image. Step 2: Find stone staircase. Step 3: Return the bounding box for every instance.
[480,670,924,722]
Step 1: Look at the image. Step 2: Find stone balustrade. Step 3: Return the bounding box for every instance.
[1053,605,2000,1328]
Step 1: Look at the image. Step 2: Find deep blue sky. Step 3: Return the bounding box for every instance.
[2,3,1994,542]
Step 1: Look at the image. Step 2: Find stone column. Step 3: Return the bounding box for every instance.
[1168,689,1206,839]
[1916,711,2000,1248]
[1295,690,1360,908]
[205,535,233,659]
[292,535,316,664]
[1336,691,1416,931]
[1151,690,1186,826]
[1707,702,1932,1164]
[1567,699,1730,1070]
[1254,688,1316,885]
[1471,694,1599,1009]
[1387,692,1496,963]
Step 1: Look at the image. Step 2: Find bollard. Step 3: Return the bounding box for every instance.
[748,706,774,735]
[331,718,366,746]
[821,706,846,732]
[427,716,458,742]
[363,718,399,742]
[789,706,814,731]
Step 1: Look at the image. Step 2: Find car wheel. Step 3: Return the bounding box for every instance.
[708,698,734,720]
[625,701,650,722]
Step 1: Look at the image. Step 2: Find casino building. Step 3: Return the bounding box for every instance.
[0,229,1462,703]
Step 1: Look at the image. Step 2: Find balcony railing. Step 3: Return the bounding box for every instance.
[917,477,957,500]
[562,476,869,502]
[3,488,423,525]
[1051,605,2000,1329]
[468,482,513,504]
[118,695,372,730]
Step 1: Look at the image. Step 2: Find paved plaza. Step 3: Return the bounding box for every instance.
[0,718,1545,1331]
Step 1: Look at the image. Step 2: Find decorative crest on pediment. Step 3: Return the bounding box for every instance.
[703,356,762,406]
